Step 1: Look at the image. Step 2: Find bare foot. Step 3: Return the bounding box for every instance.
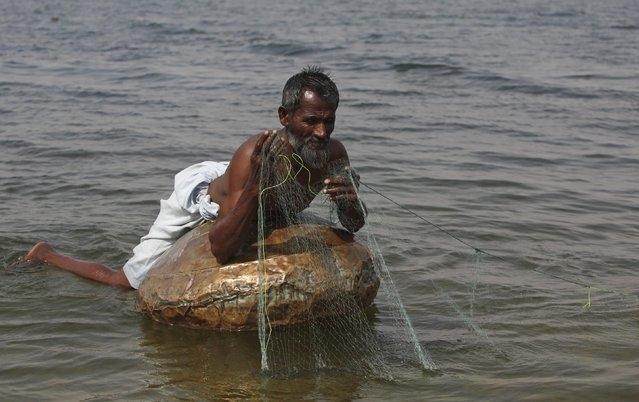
[7,242,55,269]
[24,241,54,263]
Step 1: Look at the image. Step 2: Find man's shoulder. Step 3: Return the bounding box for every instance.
[227,131,265,168]
[226,130,275,177]
[234,132,262,156]
[329,138,348,161]
[234,130,278,158]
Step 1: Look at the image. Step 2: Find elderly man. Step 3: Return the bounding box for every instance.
[18,66,365,289]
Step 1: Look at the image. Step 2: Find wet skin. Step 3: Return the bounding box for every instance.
[16,90,365,286]
[207,90,365,263]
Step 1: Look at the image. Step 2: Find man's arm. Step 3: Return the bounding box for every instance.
[207,130,286,264]
[15,242,133,289]
[324,141,366,233]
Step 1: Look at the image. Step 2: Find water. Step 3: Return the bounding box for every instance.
[1,0,638,399]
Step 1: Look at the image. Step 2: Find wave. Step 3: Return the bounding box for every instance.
[247,41,343,56]
[129,20,207,35]
[560,73,639,81]
[467,72,603,99]
[64,89,128,99]
[495,82,598,99]
[114,72,176,82]
[391,62,464,75]
[535,10,583,18]
[610,24,638,31]
[0,139,34,148]
[345,87,423,96]
[473,151,566,167]
[347,101,392,109]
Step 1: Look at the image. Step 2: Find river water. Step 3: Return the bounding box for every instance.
[1,0,638,400]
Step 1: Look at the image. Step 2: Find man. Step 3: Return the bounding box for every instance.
[17,66,366,289]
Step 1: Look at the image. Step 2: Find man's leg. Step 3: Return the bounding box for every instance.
[19,242,133,289]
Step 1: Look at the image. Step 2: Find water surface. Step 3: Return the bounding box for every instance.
[1,0,638,400]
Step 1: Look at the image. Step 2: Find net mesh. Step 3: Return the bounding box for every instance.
[255,150,435,378]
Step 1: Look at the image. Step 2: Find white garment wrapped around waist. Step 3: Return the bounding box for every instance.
[123,161,229,289]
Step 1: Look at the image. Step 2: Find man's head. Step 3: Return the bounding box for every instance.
[278,66,339,169]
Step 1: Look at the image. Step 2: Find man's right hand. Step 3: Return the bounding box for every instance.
[209,129,289,263]
[245,129,289,193]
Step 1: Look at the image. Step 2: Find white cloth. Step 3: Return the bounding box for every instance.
[123,161,229,289]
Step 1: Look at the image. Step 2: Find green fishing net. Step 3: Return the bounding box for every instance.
[255,150,435,378]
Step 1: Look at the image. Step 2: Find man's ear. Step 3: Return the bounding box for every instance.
[278,106,290,126]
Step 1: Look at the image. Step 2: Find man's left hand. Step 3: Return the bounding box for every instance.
[323,168,359,204]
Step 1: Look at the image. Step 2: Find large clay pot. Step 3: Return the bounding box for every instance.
[137,221,379,330]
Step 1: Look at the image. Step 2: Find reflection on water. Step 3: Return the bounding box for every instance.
[1,0,638,399]
[139,319,364,400]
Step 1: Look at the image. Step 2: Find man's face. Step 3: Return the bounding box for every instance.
[279,90,337,169]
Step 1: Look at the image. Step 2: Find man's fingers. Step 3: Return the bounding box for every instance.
[324,185,352,192]
[331,193,358,202]
[258,130,279,151]
[268,134,283,153]
[264,139,283,164]
[324,185,355,196]
[270,137,288,157]
[323,177,349,186]
[261,131,277,154]
[350,169,361,186]
[254,131,269,155]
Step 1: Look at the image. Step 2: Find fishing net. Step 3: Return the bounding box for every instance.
[255,149,435,378]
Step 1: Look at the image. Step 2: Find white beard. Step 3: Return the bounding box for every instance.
[286,132,329,169]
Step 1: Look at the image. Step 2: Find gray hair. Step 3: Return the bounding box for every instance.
[281,66,339,112]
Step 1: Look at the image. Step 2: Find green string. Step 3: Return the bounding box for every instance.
[358,180,638,309]
[346,171,438,371]
[583,286,592,310]
[256,152,323,374]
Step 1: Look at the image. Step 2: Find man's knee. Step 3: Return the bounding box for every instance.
[111,269,134,289]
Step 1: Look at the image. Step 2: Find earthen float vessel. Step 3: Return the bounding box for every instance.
[137,221,379,330]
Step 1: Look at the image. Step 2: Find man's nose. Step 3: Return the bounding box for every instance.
[314,124,329,140]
